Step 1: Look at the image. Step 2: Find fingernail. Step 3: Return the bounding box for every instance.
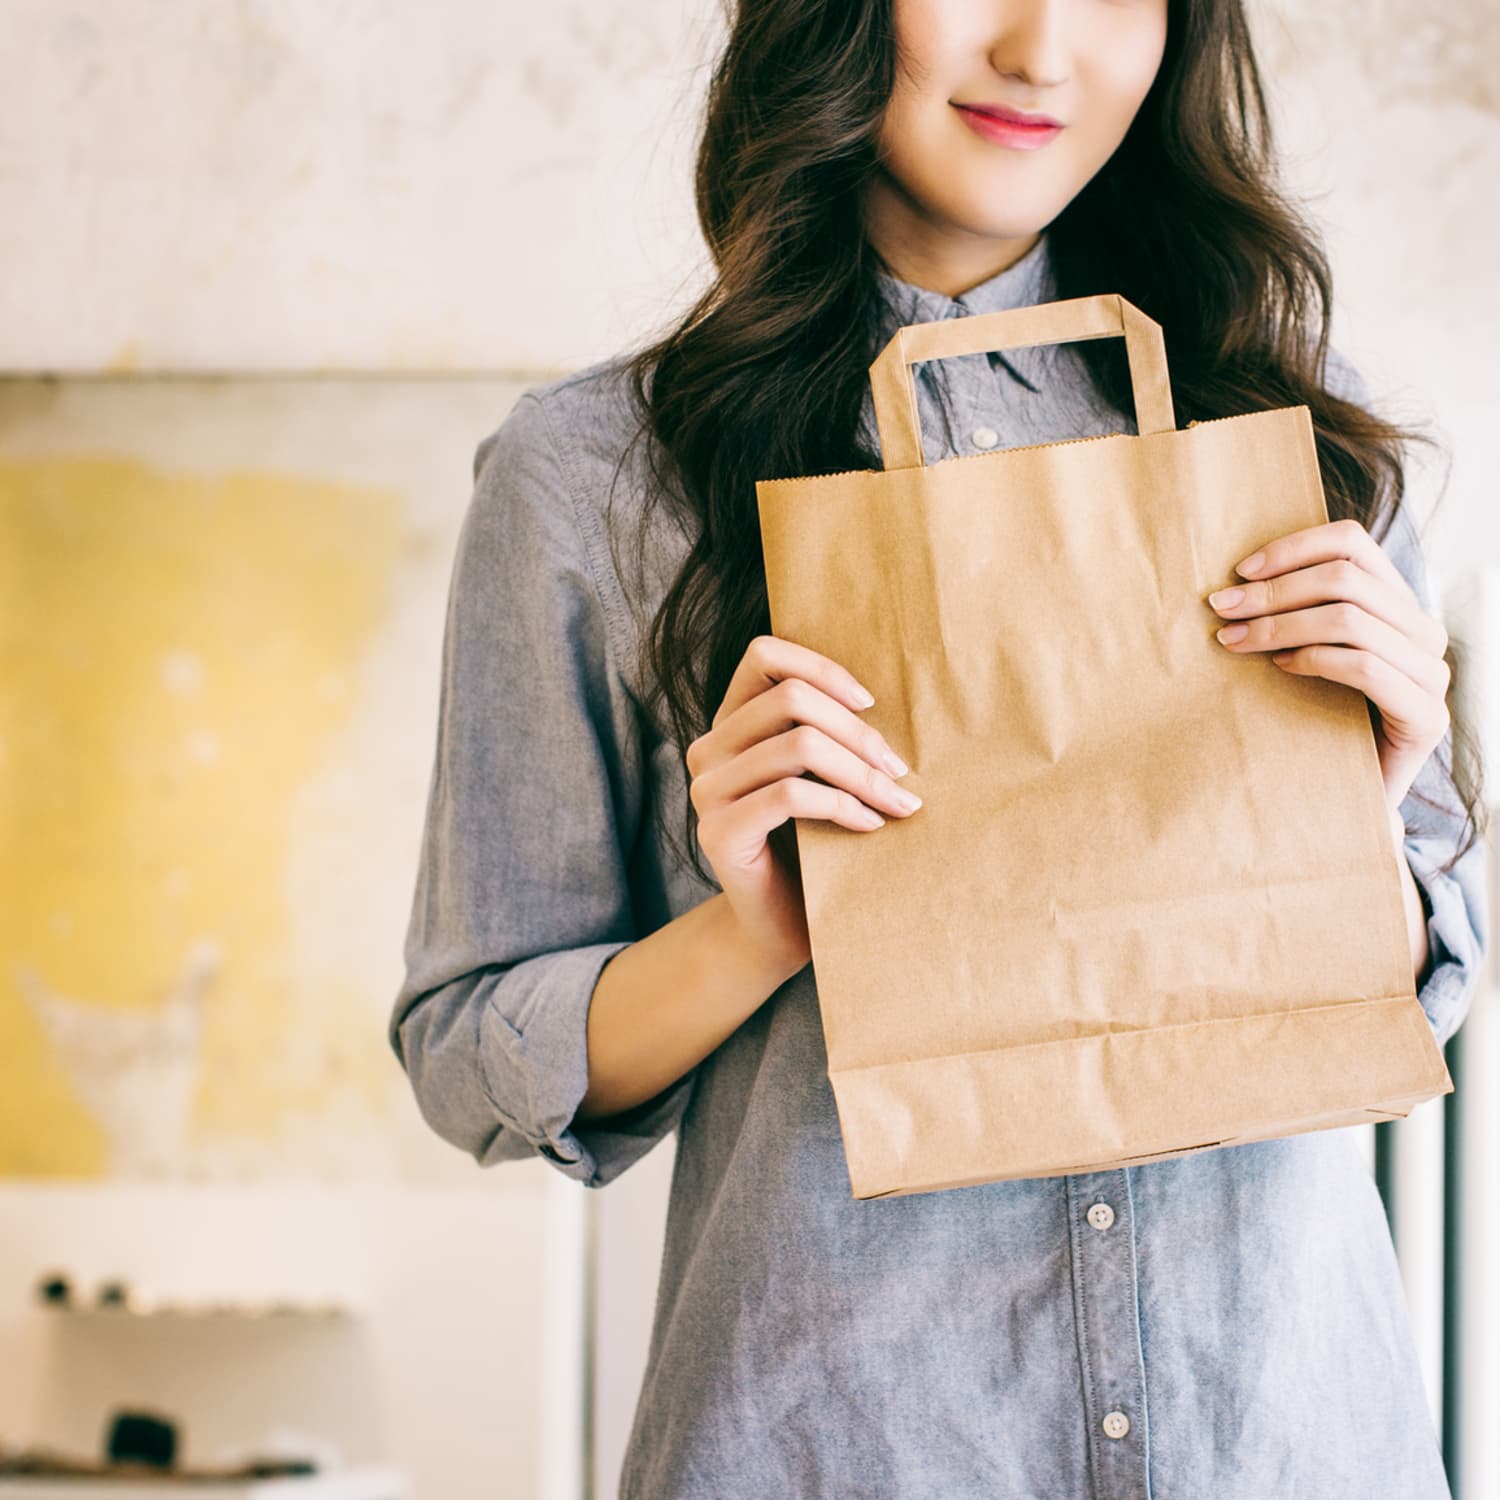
[892,786,923,812]
[1208,587,1244,609]
[1236,551,1265,577]
[852,684,875,708]
[881,748,909,777]
[1217,624,1249,643]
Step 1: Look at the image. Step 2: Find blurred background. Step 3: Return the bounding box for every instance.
[0,3,1496,1498]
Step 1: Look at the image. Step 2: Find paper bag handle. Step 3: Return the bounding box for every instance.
[868,292,1176,470]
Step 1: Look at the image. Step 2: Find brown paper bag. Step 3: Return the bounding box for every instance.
[755,292,1452,1200]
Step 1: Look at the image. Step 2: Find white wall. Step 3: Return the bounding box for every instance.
[1255,0,1500,575]
[0,0,721,374]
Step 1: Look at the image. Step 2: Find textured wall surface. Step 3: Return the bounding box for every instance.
[0,0,721,373]
[1252,0,1499,576]
[0,378,593,1499]
[0,376,524,1187]
[2,1,1493,565]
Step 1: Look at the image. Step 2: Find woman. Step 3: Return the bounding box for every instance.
[390,1,1489,1495]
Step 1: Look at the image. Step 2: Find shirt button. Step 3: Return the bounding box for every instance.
[1101,1410,1131,1440]
[971,426,1000,450]
[1086,1202,1115,1231]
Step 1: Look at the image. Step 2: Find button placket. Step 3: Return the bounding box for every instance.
[935,326,1005,460]
[1065,1169,1151,1499]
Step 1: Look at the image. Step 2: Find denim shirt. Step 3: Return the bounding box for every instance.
[388,230,1489,1499]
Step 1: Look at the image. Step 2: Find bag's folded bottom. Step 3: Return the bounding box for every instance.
[831,993,1451,1199]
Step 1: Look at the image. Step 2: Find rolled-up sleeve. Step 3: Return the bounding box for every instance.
[388,389,698,1187]
[1328,343,1493,1045]
[1378,501,1491,1046]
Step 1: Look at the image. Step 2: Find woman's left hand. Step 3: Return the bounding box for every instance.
[1205,516,1451,812]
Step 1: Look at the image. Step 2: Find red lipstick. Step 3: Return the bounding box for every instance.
[953,102,1064,151]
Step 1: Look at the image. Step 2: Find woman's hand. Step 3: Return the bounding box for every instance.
[686,634,922,978]
[1205,516,1451,811]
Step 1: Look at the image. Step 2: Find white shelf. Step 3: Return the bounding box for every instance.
[0,1469,407,1499]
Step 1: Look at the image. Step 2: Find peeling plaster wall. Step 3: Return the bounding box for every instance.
[0,1,723,373]
[2,2,1492,562]
[0,377,588,1500]
[1252,0,1500,576]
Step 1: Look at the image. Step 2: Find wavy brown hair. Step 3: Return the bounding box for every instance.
[600,0,1485,887]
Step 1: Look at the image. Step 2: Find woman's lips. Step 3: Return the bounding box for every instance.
[953,104,1063,151]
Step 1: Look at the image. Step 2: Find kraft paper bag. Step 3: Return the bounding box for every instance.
[755,293,1452,1200]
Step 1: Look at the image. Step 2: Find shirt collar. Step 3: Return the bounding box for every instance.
[873,230,1058,392]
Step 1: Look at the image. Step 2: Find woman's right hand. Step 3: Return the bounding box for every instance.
[685,634,923,980]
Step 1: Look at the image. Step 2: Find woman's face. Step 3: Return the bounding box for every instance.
[867,0,1170,294]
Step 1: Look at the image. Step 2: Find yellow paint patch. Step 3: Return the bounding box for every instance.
[0,456,403,1177]
[105,342,141,374]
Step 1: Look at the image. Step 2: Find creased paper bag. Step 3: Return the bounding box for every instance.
[755,292,1451,1200]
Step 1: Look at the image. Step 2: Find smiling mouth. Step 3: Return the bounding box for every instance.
[952,104,1065,150]
[953,102,1066,129]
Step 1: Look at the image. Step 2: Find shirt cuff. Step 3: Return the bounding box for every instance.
[477,939,698,1188]
[1402,831,1481,1048]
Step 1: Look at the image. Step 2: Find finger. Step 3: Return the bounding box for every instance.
[693,721,921,821]
[1271,643,1451,739]
[714,634,874,727]
[1215,598,1450,696]
[700,777,888,856]
[1208,555,1448,658]
[705,674,908,782]
[1234,517,1415,600]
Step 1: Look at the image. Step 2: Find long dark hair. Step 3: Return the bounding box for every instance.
[600,0,1485,886]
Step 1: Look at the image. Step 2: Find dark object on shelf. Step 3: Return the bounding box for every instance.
[96,1279,130,1308]
[105,1411,176,1470]
[34,1272,71,1307]
[0,1424,319,1480]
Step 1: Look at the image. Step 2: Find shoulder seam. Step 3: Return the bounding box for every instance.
[517,389,636,690]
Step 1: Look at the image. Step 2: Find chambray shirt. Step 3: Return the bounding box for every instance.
[388,230,1490,1499]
